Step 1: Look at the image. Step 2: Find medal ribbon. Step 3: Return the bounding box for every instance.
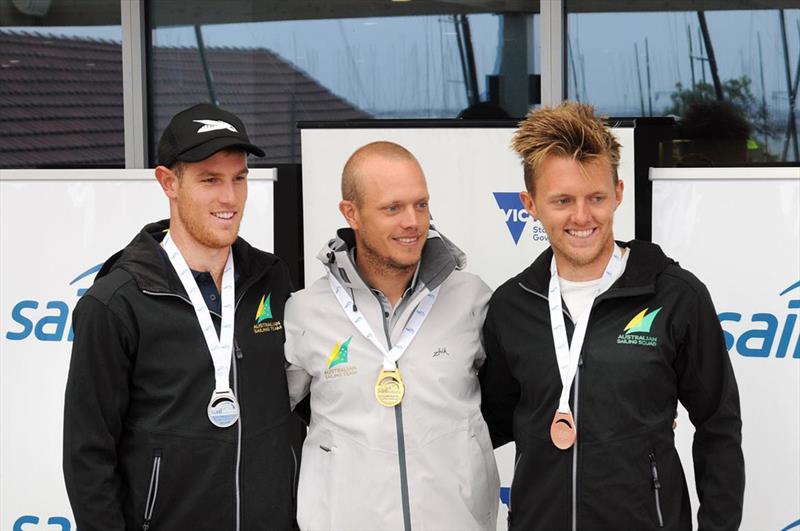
[163,232,235,393]
[326,271,438,370]
[549,244,622,413]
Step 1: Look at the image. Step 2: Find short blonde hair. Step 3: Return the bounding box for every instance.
[512,102,621,193]
[341,141,420,203]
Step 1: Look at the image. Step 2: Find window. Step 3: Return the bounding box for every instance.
[148,0,540,164]
[566,2,800,163]
[0,2,123,168]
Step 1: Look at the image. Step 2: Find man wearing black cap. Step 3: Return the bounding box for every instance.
[63,104,298,531]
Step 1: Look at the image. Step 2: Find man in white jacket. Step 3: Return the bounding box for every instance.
[285,141,499,530]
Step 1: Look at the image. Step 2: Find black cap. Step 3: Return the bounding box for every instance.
[157,103,265,167]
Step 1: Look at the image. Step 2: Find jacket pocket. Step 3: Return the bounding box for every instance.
[142,448,162,531]
[648,452,665,528]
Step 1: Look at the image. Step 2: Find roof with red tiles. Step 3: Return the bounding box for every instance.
[0,30,370,168]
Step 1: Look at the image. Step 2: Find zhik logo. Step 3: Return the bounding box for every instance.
[493,192,549,245]
[719,279,799,359]
[5,264,101,342]
[193,119,237,133]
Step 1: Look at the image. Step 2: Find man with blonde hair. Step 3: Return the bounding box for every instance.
[285,141,499,530]
[480,102,744,530]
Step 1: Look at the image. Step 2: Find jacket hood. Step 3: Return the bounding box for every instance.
[517,240,678,295]
[96,219,279,296]
[317,226,466,293]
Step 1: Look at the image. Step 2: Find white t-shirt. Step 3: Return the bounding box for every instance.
[559,248,630,320]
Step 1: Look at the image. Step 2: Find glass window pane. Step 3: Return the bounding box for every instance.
[566,3,800,163]
[147,1,540,164]
[0,2,123,168]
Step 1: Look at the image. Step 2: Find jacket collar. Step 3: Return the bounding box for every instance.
[96,219,277,298]
[318,226,466,294]
[518,240,676,298]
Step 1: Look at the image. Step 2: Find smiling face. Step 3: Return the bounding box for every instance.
[521,154,623,281]
[340,155,430,275]
[157,149,248,254]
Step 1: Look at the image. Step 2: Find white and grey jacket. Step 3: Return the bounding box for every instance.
[285,228,499,531]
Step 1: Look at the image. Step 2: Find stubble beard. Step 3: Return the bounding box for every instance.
[179,208,240,250]
[359,235,419,277]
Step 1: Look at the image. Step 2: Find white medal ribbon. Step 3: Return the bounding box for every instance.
[163,233,238,427]
[549,244,623,413]
[326,271,438,370]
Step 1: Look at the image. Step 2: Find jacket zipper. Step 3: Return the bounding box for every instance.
[508,451,523,524]
[378,295,412,531]
[141,289,250,531]
[571,355,582,531]
[520,282,581,531]
[142,449,162,531]
[233,338,243,531]
[649,453,665,528]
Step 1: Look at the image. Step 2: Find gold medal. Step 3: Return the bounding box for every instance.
[550,410,577,450]
[374,368,405,407]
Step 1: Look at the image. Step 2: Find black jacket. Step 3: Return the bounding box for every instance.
[480,240,744,531]
[63,220,298,531]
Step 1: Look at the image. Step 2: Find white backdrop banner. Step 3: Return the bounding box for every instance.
[0,168,275,531]
[652,166,800,531]
[300,126,636,528]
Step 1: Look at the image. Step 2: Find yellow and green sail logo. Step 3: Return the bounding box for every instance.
[255,293,272,323]
[326,336,352,369]
[623,307,662,334]
[618,307,662,346]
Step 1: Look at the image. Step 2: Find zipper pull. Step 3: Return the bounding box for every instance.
[234,338,243,360]
[142,521,150,531]
[648,453,661,489]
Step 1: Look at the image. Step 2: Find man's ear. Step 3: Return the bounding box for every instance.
[155,165,179,200]
[519,190,537,220]
[339,200,360,230]
[614,179,624,211]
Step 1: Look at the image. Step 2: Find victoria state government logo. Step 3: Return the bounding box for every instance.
[324,336,358,379]
[617,307,662,347]
[253,293,283,334]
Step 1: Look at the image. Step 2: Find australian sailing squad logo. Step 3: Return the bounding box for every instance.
[324,336,357,379]
[617,307,662,346]
[253,293,283,333]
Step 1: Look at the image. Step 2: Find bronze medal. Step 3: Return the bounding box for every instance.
[374,368,405,407]
[550,410,577,450]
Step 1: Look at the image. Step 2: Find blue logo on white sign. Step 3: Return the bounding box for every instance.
[493,192,530,245]
[718,280,799,359]
[5,264,100,342]
[13,515,72,531]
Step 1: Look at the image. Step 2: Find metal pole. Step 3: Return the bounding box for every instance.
[688,24,695,89]
[758,32,769,155]
[697,27,707,85]
[568,37,580,102]
[634,42,645,115]
[779,10,799,161]
[121,0,148,168]
[460,14,480,106]
[453,16,471,106]
[645,37,653,116]
[697,11,723,101]
[194,25,219,106]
